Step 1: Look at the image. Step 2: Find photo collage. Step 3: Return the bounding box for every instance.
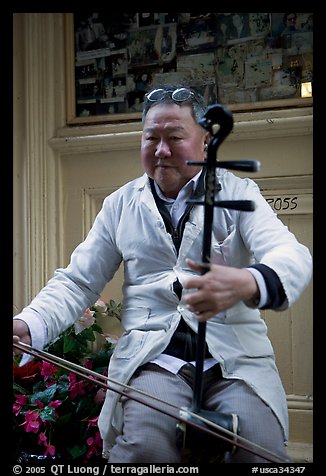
[74,13,313,118]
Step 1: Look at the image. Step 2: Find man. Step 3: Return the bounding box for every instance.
[13,85,312,463]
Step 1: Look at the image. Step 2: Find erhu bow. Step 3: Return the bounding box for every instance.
[13,341,287,463]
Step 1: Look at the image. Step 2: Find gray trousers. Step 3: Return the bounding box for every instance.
[108,363,290,464]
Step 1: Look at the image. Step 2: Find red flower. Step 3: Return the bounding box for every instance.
[68,372,86,399]
[40,361,58,381]
[14,394,28,405]
[38,432,56,457]
[13,403,22,416]
[33,400,45,409]
[86,430,102,459]
[93,388,106,406]
[86,416,99,429]
[22,410,42,433]
[13,360,42,382]
[13,394,28,416]
[48,400,62,410]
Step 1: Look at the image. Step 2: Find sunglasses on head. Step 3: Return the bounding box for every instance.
[145,88,197,103]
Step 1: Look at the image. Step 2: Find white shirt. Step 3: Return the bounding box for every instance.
[152,171,267,373]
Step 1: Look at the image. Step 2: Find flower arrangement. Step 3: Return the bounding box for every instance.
[13,299,121,463]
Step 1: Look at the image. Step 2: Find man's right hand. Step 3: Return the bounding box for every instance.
[13,319,31,355]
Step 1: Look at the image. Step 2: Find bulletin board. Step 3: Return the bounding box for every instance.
[65,12,313,125]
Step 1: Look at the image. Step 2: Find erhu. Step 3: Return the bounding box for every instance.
[176,103,260,463]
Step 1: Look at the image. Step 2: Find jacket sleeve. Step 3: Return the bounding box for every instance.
[237,177,312,310]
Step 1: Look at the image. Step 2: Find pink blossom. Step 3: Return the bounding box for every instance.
[13,394,29,416]
[38,432,56,457]
[38,432,47,445]
[84,360,93,370]
[41,361,58,381]
[14,394,28,405]
[86,416,99,429]
[33,400,44,409]
[74,307,95,334]
[86,430,102,459]
[13,403,23,416]
[22,410,42,433]
[68,372,86,399]
[93,299,109,318]
[44,443,56,457]
[48,400,62,410]
[93,388,106,406]
[94,299,107,311]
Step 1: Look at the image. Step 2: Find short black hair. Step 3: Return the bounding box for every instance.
[283,12,297,24]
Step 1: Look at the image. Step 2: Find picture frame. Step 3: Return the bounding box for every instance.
[65,13,313,126]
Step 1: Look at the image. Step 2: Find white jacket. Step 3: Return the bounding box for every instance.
[20,170,312,455]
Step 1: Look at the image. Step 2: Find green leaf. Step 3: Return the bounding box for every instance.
[80,327,96,341]
[13,382,29,394]
[57,412,73,426]
[31,385,57,404]
[75,395,95,416]
[107,299,122,320]
[69,444,87,459]
[39,405,57,423]
[63,334,79,353]
[56,376,70,394]
[91,323,103,333]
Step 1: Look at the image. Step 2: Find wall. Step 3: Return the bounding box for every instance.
[13,13,313,461]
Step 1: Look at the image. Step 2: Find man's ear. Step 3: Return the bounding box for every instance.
[204,132,211,148]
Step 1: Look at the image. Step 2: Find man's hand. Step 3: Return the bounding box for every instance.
[13,319,31,355]
[182,258,260,322]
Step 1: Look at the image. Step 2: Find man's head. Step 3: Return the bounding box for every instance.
[283,12,297,28]
[141,85,210,199]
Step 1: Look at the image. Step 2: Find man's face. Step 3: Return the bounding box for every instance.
[141,103,207,199]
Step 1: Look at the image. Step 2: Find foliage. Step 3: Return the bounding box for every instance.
[13,299,121,463]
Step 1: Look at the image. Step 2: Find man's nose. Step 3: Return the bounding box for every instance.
[155,140,172,157]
